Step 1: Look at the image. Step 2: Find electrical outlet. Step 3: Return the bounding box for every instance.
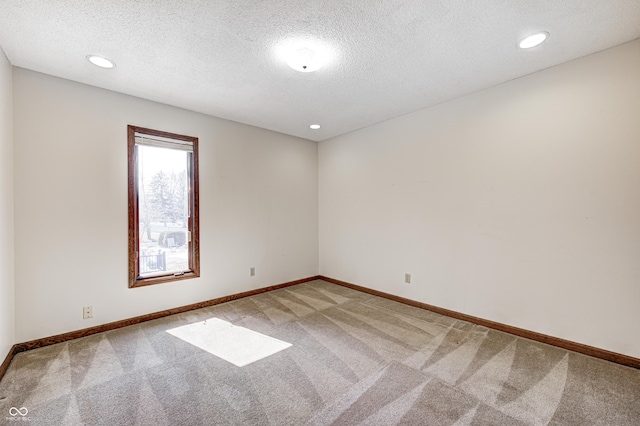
[250,267,255,277]
[83,306,93,319]
[404,273,411,284]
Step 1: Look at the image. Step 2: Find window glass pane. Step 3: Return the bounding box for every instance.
[137,144,189,276]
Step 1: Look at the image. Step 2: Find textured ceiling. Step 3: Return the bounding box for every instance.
[1,1,639,142]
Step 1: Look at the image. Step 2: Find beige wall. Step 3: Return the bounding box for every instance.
[13,68,318,342]
[319,39,640,358]
[0,46,13,357]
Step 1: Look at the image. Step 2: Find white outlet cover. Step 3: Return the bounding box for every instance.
[83,306,93,319]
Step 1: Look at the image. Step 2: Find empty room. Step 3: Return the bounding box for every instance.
[1,1,639,425]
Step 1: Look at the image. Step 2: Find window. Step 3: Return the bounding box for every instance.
[128,125,199,287]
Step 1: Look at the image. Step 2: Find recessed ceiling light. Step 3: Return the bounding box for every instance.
[518,32,549,49]
[309,124,321,130]
[87,55,115,69]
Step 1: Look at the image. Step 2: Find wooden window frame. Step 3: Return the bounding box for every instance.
[128,125,200,288]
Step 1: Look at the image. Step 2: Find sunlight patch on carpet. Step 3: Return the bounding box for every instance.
[166,318,292,366]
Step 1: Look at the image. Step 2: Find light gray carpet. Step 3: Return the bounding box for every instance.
[1,280,638,425]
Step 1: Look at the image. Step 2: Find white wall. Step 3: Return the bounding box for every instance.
[319,39,640,358]
[0,47,14,356]
[13,68,318,342]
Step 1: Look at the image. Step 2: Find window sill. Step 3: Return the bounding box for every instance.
[129,270,200,288]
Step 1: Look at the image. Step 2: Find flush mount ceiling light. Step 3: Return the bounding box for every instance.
[274,38,336,73]
[87,55,115,69]
[286,47,323,72]
[309,124,321,130]
[518,32,549,49]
